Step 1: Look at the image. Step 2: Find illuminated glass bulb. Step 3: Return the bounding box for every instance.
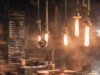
[84,25,90,47]
[75,19,79,36]
[64,34,68,46]
[38,35,41,41]
[45,33,48,42]
[73,12,81,37]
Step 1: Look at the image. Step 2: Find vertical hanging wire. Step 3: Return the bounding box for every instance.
[73,0,81,37]
[75,0,80,17]
[45,0,48,33]
[82,0,85,5]
[37,0,41,35]
[65,0,67,28]
[64,0,69,46]
[77,0,79,6]
[76,0,80,11]
[88,0,90,16]
[44,0,49,43]
[37,0,39,20]
[64,0,69,32]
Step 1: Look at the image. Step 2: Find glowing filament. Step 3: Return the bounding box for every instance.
[75,19,79,36]
[38,35,41,41]
[45,33,48,42]
[84,25,90,47]
[64,34,68,46]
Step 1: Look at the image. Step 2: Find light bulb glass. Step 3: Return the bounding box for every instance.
[64,34,68,46]
[38,35,41,41]
[75,19,79,36]
[45,33,48,42]
[84,25,90,47]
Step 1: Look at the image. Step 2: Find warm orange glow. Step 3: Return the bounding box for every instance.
[20,59,26,66]
[38,35,41,41]
[75,19,79,36]
[84,25,90,47]
[64,34,68,46]
[45,33,48,42]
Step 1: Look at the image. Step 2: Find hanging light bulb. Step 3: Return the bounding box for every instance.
[73,9,82,37]
[84,25,90,47]
[72,0,82,37]
[84,0,92,47]
[38,35,41,41]
[45,33,48,42]
[37,0,49,48]
[64,26,69,46]
[64,33,68,46]
[63,0,69,46]
[44,0,49,46]
[37,0,47,48]
[75,18,79,36]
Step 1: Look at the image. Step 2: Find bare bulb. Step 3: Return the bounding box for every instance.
[75,19,79,36]
[38,35,41,41]
[45,33,48,42]
[64,34,68,46]
[73,15,81,37]
[84,25,90,47]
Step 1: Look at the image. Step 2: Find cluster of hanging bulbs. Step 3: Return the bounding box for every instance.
[37,0,93,48]
[64,0,91,47]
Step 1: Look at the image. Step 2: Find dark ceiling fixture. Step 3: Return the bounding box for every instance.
[37,0,49,48]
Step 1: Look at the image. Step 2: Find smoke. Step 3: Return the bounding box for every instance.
[25,0,100,73]
[51,19,98,72]
[49,20,100,72]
